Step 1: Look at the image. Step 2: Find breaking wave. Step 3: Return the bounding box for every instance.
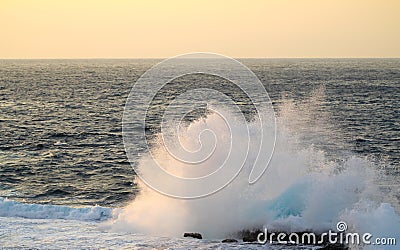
[107,87,399,249]
[0,197,112,221]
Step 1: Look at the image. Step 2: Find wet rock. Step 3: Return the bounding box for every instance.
[183,232,202,239]
[239,229,348,248]
[319,243,349,250]
[240,229,263,242]
[222,238,238,243]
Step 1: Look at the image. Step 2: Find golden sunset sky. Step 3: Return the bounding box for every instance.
[1,0,399,58]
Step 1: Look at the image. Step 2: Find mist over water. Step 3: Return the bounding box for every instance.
[108,87,400,243]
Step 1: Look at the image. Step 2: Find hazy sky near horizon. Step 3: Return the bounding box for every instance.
[1,0,399,58]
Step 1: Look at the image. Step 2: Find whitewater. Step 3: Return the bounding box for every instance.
[1,88,399,249]
[1,58,399,249]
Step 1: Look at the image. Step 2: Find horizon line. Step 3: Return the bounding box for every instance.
[1,57,400,60]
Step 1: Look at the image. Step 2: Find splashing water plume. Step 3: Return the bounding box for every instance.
[108,87,400,245]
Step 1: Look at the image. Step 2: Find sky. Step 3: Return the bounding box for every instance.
[1,0,399,59]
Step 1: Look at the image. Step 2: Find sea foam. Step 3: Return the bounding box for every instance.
[0,197,112,221]
[108,87,400,248]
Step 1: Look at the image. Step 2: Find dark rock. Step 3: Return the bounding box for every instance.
[222,238,238,243]
[240,229,263,242]
[319,243,349,250]
[183,232,202,239]
[238,229,348,248]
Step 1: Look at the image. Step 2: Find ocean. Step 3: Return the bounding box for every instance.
[0,58,399,249]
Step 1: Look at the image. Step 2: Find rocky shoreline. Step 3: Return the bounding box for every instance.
[183,230,349,249]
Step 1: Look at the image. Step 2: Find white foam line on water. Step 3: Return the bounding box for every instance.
[0,197,112,221]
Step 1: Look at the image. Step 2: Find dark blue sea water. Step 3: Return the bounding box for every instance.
[0,59,399,248]
[1,59,398,206]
